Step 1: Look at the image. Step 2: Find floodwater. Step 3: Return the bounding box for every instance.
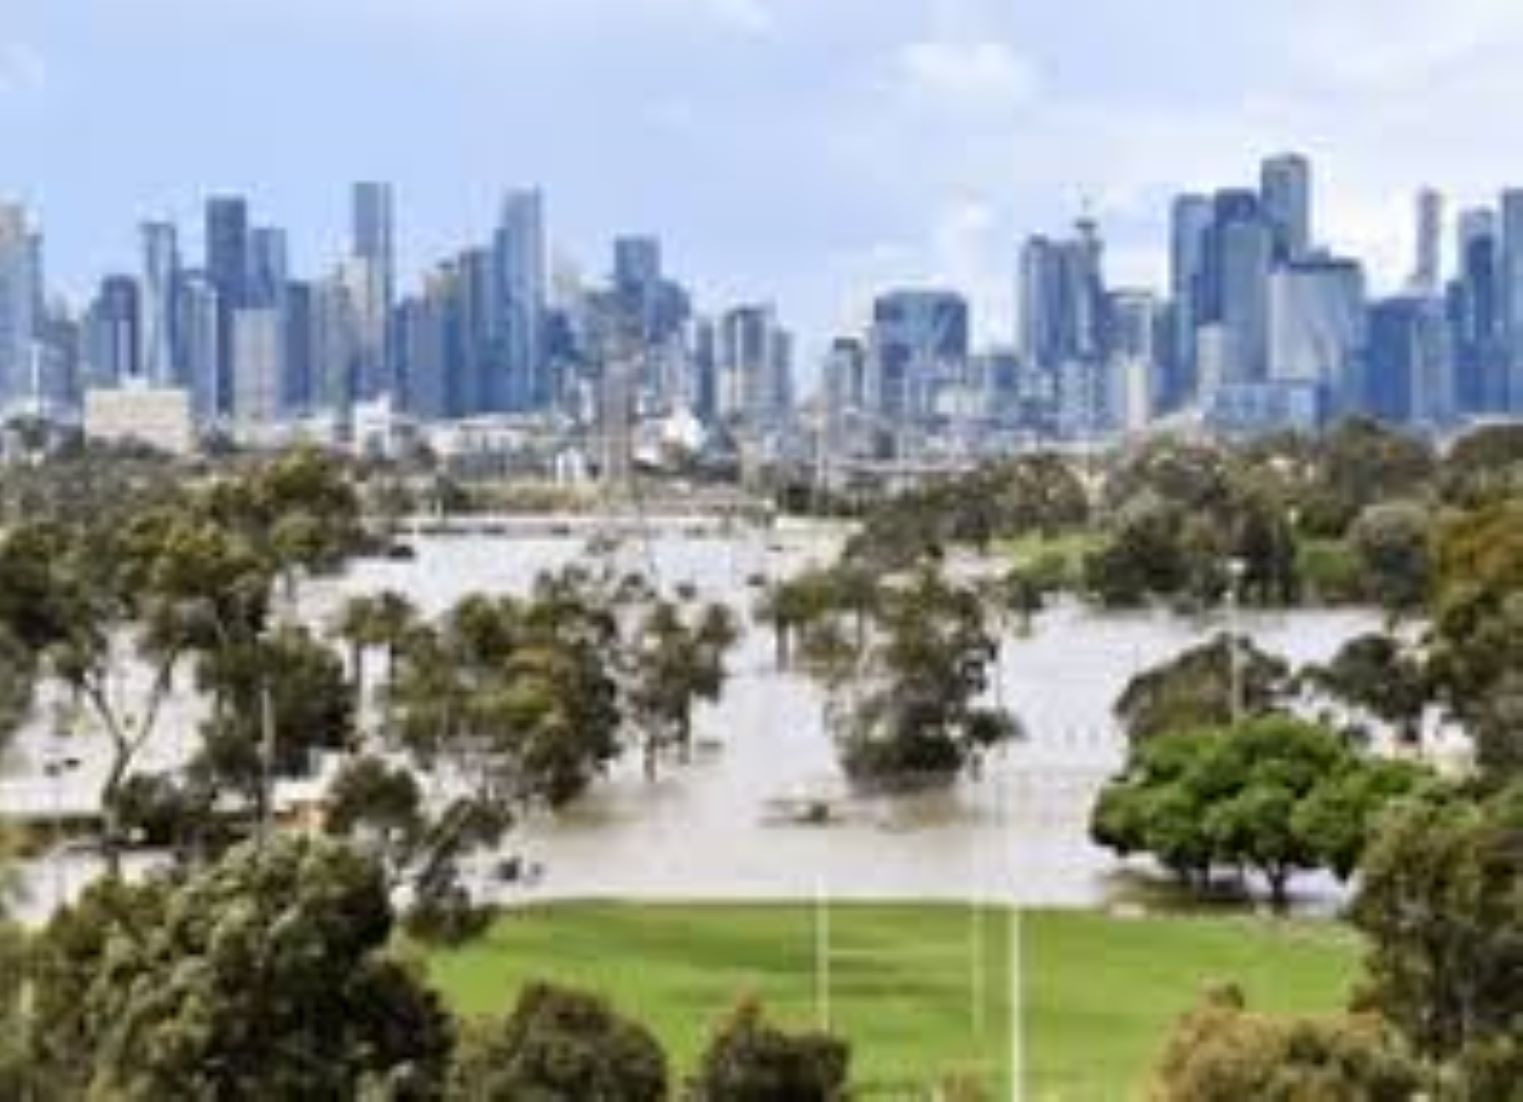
[3,518,1391,922]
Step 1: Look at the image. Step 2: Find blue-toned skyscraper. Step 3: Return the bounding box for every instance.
[869,289,970,423]
[83,275,140,389]
[1450,206,1504,413]
[493,188,547,410]
[139,222,180,386]
[1202,189,1272,391]
[0,202,43,413]
[1168,193,1213,408]
[205,197,249,416]
[1500,189,1523,412]
[1260,154,1312,262]
[1268,258,1366,416]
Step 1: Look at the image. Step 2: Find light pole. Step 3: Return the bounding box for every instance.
[1226,557,1247,726]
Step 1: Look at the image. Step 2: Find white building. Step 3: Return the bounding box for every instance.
[83,385,195,455]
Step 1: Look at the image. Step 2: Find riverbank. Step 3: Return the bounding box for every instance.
[427,902,1360,1098]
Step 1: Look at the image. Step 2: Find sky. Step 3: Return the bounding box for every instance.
[5,0,1523,364]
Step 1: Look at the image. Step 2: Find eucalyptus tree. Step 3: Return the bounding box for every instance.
[626,598,739,778]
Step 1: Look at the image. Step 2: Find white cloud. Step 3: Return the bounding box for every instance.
[702,0,775,35]
[0,43,46,93]
[898,39,1039,116]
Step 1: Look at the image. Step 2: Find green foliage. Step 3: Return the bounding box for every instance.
[1093,717,1428,903]
[1350,785,1523,1074]
[448,982,667,1102]
[1296,537,1366,605]
[1348,502,1433,614]
[692,1000,850,1102]
[1439,423,1523,505]
[843,454,1089,570]
[827,566,1018,787]
[1302,634,1431,747]
[29,836,453,1100]
[1114,634,1293,742]
[1151,990,1423,1101]
[1428,499,1523,777]
[1301,419,1436,539]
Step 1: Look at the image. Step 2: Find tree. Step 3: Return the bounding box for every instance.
[627,599,739,777]
[812,565,1018,788]
[447,983,667,1102]
[1350,785,1523,1072]
[1302,634,1431,749]
[1092,717,1426,905]
[1114,635,1293,742]
[192,622,355,830]
[28,835,453,1100]
[691,1000,850,1102]
[1428,499,1523,777]
[1152,988,1423,1101]
[1349,502,1432,614]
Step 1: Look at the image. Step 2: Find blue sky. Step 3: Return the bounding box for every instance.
[4,0,1523,361]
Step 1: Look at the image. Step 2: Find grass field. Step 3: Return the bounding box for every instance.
[427,903,1361,1100]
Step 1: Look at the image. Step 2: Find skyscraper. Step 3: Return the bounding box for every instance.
[246,226,288,310]
[231,307,283,430]
[139,222,181,386]
[352,182,395,307]
[493,188,546,410]
[1368,296,1453,427]
[717,304,792,428]
[868,289,970,422]
[351,183,395,396]
[83,275,140,388]
[1411,189,1443,295]
[1203,190,1272,390]
[1268,258,1366,414]
[1501,189,1523,411]
[177,272,222,422]
[1451,207,1504,413]
[205,197,249,416]
[1260,153,1312,262]
[1168,194,1214,408]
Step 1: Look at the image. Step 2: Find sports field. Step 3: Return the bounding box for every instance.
[428,902,1360,1099]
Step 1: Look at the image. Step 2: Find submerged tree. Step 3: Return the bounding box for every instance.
[793,564,1018,788]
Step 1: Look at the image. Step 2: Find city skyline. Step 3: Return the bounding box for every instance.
[10,0,1523,354]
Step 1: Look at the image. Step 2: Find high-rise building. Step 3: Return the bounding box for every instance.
[139,222,180,386]
[717,304,792,428]
[1168,193,1214,408]
[493,188,546,410]
[1450,207,1505,413]
[1260,153,1312,262]
[1018,219,1105,372]
[0,202,43,412]
[1411,189,1443,295]
[351,183,396,398]
[352,182,395,309]
[205,197,249,416]
[231,307,284,429]
[1500,189,1523,411]
[1203,190,1272,390]
[283,280,314,414]
[83,275,140,389]
[1106,289,1161,432]
[246,226,288,310]
[310,270,358,415]
[177,272,222,423]
[868,289,970,422]
[1368,295,1453,427]
[343,256,389,401]
[1268,258,1367,415]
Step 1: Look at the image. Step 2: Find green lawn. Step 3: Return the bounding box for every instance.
[426,903,1360,1100]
